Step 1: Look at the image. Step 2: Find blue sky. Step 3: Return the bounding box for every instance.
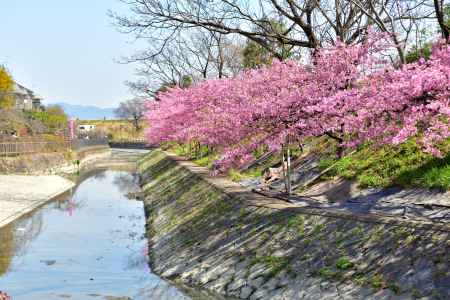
[0,0,140,108]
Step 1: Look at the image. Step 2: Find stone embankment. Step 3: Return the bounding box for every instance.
[0,145,111,175]
[139,150,450,300]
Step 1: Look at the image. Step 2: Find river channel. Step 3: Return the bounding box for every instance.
[0,170,219,300]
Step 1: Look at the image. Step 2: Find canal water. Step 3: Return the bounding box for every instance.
[0,170,210,300]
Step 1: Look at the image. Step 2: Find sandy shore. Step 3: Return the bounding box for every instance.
[0,175,75,228]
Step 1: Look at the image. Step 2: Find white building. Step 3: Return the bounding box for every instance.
[78,124,96,132]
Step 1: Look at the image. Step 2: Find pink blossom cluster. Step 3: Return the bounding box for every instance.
[146,35,450,170]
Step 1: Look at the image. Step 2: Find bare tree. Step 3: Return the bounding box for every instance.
[113,1,433,55]
[346,0,434,65]
[115,98,147,131]
[111,0,439,88]
[110,0,320,59]
[121,28,244,94]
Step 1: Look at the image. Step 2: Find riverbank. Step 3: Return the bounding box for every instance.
[0,145,110,229]
[0,175,75,228]
[0,161,232,300]
[139,150,450,299]
[0,148,148,230]
[1,169,193,300]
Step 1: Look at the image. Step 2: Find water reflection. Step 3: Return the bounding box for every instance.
[54,196,86,216]
[0,171,214,300]
[0,225,13,276]
[92,171,107,181]
[0,211,44,276]
[113,172,142,200]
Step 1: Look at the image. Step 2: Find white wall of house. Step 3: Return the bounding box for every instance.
[78,124,96,131]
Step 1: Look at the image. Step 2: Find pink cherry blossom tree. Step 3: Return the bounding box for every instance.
[145,33,450,194]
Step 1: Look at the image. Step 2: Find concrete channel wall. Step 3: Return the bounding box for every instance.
[0,175,75,228]
[139,150,450,300]
[0,144,111,175]
[0,144,112,229]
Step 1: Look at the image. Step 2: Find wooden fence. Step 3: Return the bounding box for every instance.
[0,140,70,156]
[0,138,149,156]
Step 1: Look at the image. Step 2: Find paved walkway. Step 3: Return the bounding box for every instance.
[0,175,75,228]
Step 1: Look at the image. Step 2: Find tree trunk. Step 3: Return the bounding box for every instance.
[325,131,344,158]
[281,137,292,195]
[281,144,288,194]
[435,0,450,41]
[133,117,140,131]
[286,144,292,195]
[195,141,200,158]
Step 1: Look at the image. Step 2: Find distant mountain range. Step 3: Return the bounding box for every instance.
[52,102,116,120]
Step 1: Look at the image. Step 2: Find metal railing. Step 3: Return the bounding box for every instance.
[0,140,70,156]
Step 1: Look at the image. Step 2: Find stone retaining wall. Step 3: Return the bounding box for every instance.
[0,146,111,175]
[139,150,450,300]
[0,152,71,174]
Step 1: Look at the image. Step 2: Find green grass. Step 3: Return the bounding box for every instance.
[166,142,216,164]
[193,154,217,168]
[229,169,245,182]
[166,142,268,182]
[248,255,289,278]
[319,139,450,189]
[227,150,282,182]
[335,257,354,270]
[228,168,263,182]
[165,137,450,190]
[316,266,342,280]
[287,215,305,236]
[371,274,385,290]
[172,144,189,156]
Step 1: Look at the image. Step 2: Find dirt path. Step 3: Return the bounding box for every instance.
[165,152,450,232]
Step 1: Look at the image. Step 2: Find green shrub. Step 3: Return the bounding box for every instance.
[27,105,68,134]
